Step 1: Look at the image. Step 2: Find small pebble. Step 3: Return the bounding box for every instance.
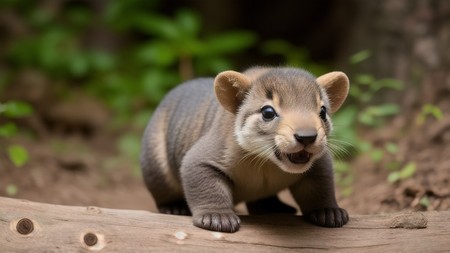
[175,231,188,240]
[211,232,223,239]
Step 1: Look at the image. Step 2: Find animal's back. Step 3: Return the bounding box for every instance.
[140,78,220,204]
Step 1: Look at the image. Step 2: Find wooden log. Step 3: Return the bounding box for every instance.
[1,196,449,252]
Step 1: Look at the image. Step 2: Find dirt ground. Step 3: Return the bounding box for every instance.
[1,90,450,216]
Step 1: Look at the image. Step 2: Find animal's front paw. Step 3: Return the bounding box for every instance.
[193,212,241,233]
[305,207,349,228]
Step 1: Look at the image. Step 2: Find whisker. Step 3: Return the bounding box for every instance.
[327,138,355,160]
[237,140,277,173]
[328,137,355,148]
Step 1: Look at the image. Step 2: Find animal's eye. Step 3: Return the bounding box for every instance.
[319,106,327,121]
[261,105,277,121]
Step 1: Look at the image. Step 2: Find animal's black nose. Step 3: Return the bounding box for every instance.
[294,133,317,146]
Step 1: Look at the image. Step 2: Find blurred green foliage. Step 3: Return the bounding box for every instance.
[260,39,328,75]
[330,50,405,187]
[7,144,29,167]
[2,0,256,125]
[0,101,33,167]
[0,100,33,119]
[1,0,256,169]
[6,2,110,78]
[5,184,18,196]
[1,1,410,191]
[387,162,416,183]
[332,50,403,154]
[415,104,443,125]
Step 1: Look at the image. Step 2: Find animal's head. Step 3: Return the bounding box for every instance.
[214,67,349,174]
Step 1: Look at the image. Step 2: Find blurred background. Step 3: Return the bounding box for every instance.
[0,0,449,214]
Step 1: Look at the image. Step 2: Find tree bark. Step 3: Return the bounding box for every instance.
[1,197,449,252]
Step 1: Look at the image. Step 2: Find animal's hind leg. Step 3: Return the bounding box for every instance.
[142,169,189,215]
[246,195,297,215]
[141,151,188,215]
[158,200,191,215]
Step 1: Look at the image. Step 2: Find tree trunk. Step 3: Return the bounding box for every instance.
[340,0,450,111]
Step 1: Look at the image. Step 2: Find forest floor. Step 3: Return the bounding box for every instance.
[1,88,450,216]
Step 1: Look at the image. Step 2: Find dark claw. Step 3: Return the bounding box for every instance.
[305,208,349,228]
[194,212,241,233]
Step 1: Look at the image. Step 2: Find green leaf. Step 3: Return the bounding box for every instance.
[419,196,430,207]
[375,78,403,90]
[195,56,231,75]
[141,70,179,103]
[358,111,375,126]
[331,106,359,150]
[360,93,372,103]
[372,104,400,116]
[385,142,399,154]
[350,50,371,64]
[399,162,416,179]
[348,85,363,98]
[133,14,179,39]
[332,106,358,128]
[386,161,400,171]
[355,74,375,85]
[388,162,416,183]
[423,104,443,121]
[359,104,400,126]
[7,145,29,167]
[358,141,372,152]
[202,31,256,55]
[69,53,89,77]
[340,187,353,197]
[176,9,200,37]
[370,148,384,162]
[135,42,177,66]
[37,29,73,73]
[388,171,400,183]
[0,122,18,137]
[89,51,115,71]
[334,160,350,173]
[0,101,33,118]
[6,184,18,196]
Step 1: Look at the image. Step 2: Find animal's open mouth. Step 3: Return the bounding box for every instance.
[275,149,311,164]
[287,150,311,164]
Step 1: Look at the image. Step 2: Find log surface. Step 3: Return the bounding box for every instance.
[1,197,449,252]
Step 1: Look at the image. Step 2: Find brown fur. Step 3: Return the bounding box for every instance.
[141,67,350,232]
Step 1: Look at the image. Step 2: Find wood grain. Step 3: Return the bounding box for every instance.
[1,197,449,252]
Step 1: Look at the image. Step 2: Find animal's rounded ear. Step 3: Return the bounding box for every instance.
[316,71,349,113]
[214,70,251,113]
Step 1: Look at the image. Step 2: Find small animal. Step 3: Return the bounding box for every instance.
[141,66,350,233]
